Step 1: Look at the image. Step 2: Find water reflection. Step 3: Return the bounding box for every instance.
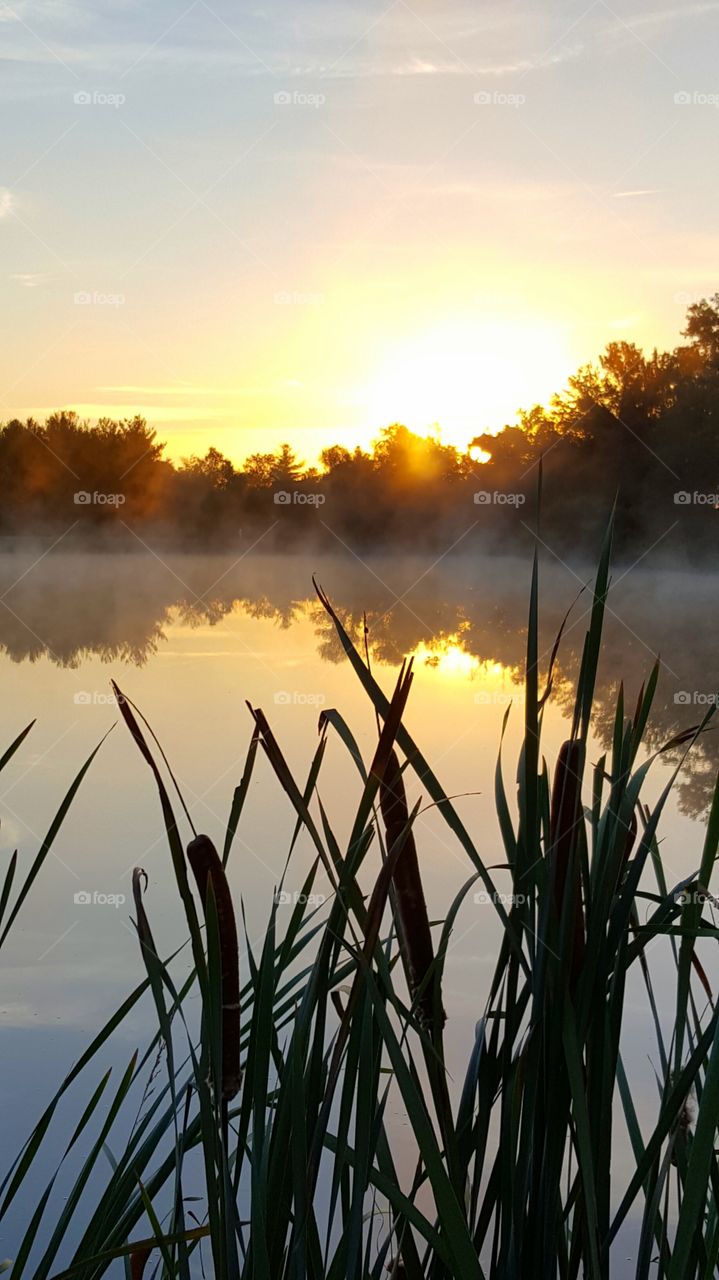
[0,548,715,817]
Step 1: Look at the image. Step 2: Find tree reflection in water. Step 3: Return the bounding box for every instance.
[0,549,715,817]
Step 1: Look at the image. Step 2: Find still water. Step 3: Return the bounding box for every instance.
[0,546,717,1268]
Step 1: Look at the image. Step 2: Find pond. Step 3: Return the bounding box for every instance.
[0,545,717,1271]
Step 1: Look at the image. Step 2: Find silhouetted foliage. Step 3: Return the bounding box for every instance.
[1,298,718,555]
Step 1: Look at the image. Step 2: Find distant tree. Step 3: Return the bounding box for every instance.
[180,447,235,489]
[2,293,719,555]
[320,444,353,471]
[371,424,461,484]
[683,293,719,364]
[242,451,275,487]
[243,443,305,488]
[272,442,305,486]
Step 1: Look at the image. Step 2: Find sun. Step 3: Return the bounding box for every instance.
[363,316,571,450]
[413,639,481,678]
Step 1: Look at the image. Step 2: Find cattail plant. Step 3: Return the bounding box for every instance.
[187,834,242,1101]
[549,737,586,992]
[378,746,445,1037]
[4,528,719,1280]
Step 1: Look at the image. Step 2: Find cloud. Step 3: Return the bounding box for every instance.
[471,44,584,77]
[612,189,661,198]
[610,2,719,31]
[66,402,236,422]
[11,271,54,286]
[97,384,263,396]
[373,43,583,78]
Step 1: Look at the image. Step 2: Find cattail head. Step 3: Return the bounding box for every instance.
[187,834,242,1101]
[380,748,445,1036]
[130,1247,152,1280]
[549,739,586,990]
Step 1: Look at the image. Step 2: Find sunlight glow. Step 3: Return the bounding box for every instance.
[414,639,481,678]
[413,641,516,681]
[364,317,572,450]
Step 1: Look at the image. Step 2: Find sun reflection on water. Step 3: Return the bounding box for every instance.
[411,637,520,692]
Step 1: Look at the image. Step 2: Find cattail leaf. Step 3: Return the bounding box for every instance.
[0,719,35,775]
[314,578,527,972]
[0,729,112,950]
[222,722,260,866]
[0,850,17,930]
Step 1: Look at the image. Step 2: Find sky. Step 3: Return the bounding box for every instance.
[1,0,718,465]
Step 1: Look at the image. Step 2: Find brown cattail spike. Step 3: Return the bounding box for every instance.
[187,834,242,1100]
[130,1246,152,1280]
[549,739,586,991]
[379,748,445,1035]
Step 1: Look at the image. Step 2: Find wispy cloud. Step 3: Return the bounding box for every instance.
[612,189,662,198]
[10,271,56,286]
[98,384,268,397]
[0,2,582,81]
[33,402,238,423]
[378,42,583,78]
[609,2,719,32]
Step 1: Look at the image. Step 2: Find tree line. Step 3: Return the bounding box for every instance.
[2,295,718,556]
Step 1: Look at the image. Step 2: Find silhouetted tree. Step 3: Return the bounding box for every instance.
[1,296,718,555]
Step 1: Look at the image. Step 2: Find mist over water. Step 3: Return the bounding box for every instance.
[0,547,716,816]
